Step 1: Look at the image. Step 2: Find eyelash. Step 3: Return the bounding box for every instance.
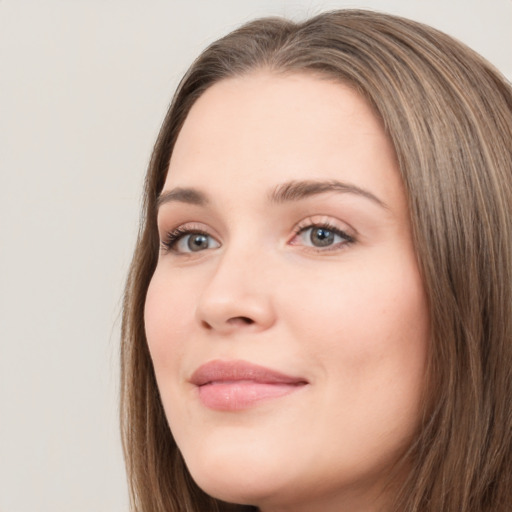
[160,220,355,254]
[161,225,212,252]
[290,219,355,252]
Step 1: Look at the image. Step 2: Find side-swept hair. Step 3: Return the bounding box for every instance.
[121,10,512,512]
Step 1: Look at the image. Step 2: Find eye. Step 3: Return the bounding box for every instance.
[162,227,221,254]
[292,222,355,251]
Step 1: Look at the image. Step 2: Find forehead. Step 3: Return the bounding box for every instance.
[165,71,402,209]
[172,71,381,162]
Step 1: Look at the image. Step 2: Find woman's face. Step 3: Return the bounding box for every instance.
[145,72,430,512]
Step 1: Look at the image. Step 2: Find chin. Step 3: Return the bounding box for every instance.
[182,444,291,507]
[193,474,264,507]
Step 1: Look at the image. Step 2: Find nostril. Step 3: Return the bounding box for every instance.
[228,316,254,326]
[200,316,254,330]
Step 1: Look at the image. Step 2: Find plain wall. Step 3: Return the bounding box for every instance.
[1,1,510,511]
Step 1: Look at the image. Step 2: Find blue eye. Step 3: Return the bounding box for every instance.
[307,227,337,247]
[295,224,354,249]
[162,229,220,253]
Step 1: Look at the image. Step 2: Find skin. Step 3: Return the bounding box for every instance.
[144,72,430,512]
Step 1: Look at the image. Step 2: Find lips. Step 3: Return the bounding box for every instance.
[190,360,308,411]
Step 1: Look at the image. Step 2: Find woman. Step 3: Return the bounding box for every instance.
[121,9,512,512]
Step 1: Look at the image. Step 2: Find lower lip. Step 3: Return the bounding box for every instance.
[197,381,305,411]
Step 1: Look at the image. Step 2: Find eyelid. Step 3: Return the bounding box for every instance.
[289,216,356,251]
[159,222,221,254]
[294,215,354,235]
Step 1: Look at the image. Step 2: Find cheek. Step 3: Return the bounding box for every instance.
[144,270,201,433]
[144,269,195,369]
[290,259,429,449]
[292,265,426,338]
[284,253,429,402]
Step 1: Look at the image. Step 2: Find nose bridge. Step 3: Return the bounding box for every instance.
[195,238,276,333]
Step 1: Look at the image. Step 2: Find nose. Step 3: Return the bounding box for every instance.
[195,248,276,335]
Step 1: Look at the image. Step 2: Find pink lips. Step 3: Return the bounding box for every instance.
[190,360,308,411]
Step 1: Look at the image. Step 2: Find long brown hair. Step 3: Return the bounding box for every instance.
[121,10,512,511]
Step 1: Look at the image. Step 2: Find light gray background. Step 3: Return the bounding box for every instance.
[1,1,510,511]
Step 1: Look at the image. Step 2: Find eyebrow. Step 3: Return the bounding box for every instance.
[156,179,388,210]
[269,179,388,209]
[156,187,208,209]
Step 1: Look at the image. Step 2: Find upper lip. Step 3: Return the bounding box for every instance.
[190,359,308,386]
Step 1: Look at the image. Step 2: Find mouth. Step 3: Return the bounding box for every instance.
[190,359,308,411]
